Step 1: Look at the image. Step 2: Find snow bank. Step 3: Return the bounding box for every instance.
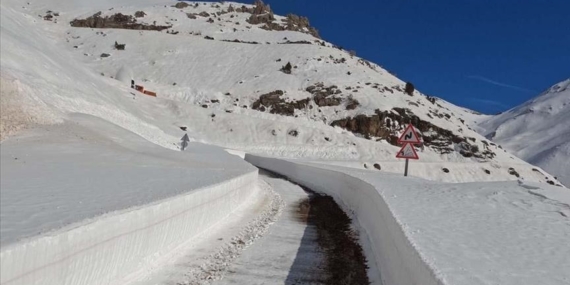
[0,171,258,285]
[245,154,441,285]
[246,155,570,285]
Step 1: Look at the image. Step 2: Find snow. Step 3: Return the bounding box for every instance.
[216,172,325,285]
[0,114,255,246]
[479,78,570,186]
[0,0,562,186]
[1,0,569,284]
[0,116,261,285]
[247,155,570,285]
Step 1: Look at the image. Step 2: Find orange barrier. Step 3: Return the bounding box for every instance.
[143,90,157,97]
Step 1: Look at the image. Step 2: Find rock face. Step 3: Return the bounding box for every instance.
[251,90,310,116]
[331,108,497,159]
[70,12,171,31]
[242,0,320,38]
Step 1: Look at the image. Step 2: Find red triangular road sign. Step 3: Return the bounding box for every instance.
[398,124,421,144]
[396,143,419,160]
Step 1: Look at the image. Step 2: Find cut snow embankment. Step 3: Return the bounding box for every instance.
[246,155,570,285]
[0,116,259,285]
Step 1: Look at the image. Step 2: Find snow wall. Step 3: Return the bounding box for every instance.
[0,171,258,285]
[245,154,442,285]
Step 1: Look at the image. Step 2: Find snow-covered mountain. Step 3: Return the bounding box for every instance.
[0,0,563,185]
[478,79,570,186]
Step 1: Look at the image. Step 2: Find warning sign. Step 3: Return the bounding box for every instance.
[396,143,419,160]
[398,124,421,144]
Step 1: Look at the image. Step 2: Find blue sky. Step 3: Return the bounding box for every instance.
[243,0,569,114]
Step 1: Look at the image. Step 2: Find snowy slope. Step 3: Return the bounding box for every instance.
[479,79,570,186]
[1,0,562,186]
[1,0,570,284]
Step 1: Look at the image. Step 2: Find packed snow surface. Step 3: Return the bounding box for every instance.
[479,79,570,186]
[0,114,255,246]
[248,155,570,285]
[216,172,325,285]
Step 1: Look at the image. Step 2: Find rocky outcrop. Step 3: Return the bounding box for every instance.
[305,83,342,107]
[173,2,190,9]
[251,90,310,116]
[70,12,171,31]
[331,108,496,159]
[240,1,320,38]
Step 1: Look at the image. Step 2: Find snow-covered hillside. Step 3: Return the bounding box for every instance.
[479,79,570,186]
[2,0,570,284]
[0,0,563,186]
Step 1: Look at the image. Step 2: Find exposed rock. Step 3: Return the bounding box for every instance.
[442,168,450,173]
[70,12,171,31]
[508,167,520,178]
[405,82,415,96]
[373,163,381,170]
[240,1,320,38]
[114,41,125,50]
[288,130,299,137]
[345,96,360,110]
[198,11,210,17]
[221,39,260,44]
[305,83,343,107]
[279,40,312,45]
[204,36,214,40]
[331,107,494,158]
[173,2,190,9]
[280,62,292,74]
[251,90,310,116]
[179,126,187,131]
[100,53,111,58]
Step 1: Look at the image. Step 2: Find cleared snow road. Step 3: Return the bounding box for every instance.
[215,171,327,285]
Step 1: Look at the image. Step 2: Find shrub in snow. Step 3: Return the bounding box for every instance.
[442,168,450,173]
[134,11,146,18]
[373,163,381,170]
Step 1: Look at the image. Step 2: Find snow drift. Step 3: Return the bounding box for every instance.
[1,170,258,285]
